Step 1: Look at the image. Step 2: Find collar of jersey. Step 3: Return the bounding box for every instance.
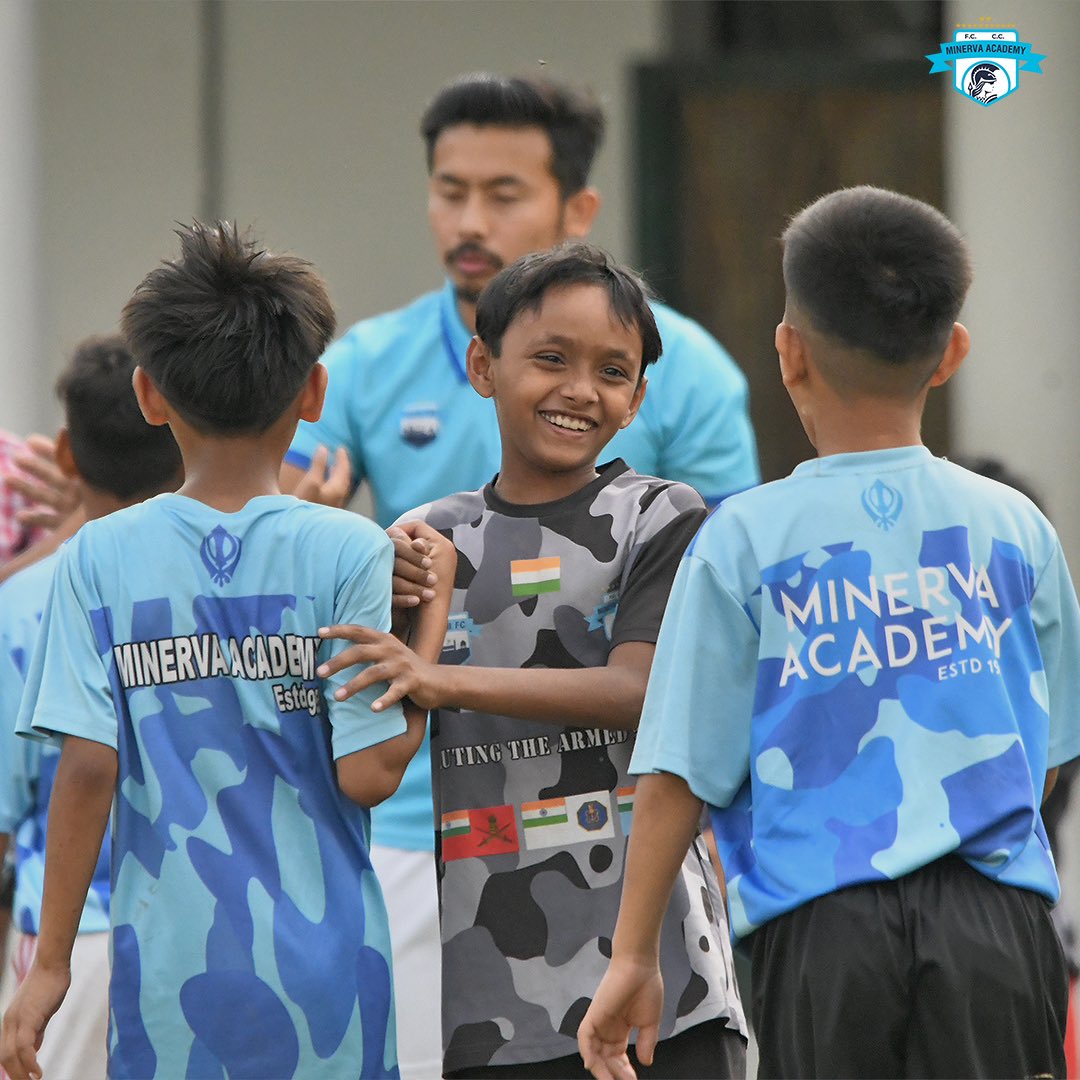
[792,444,934,477]
[439,280,472,384]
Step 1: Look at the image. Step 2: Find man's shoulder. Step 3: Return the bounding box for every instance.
[328,288,445,364]
[649,300,747,388]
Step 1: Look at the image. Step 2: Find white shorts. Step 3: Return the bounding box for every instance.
[7,930,110,1080]
[371,844,443,1080]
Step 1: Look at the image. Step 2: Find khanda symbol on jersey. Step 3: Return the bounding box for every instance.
[862,480,904,532]
[200,525,243,585]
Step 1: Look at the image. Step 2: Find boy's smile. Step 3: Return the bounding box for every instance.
[468,283,646,505]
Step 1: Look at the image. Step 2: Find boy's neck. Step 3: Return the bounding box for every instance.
[173,438,288,513]
[807,398,927,459]
[492,460,601,506]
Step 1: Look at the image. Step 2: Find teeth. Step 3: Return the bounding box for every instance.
[543,412,593,432]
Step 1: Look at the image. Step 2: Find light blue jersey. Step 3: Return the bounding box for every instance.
[0,551,110,935]
[17,494,405,1079]
[632,447,1080,939]
[286,280,760,851]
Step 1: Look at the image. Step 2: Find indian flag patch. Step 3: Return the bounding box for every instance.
[510,557,561,597]
[521,797,569,829]
[441,810,471,838]
[618,786,635,835]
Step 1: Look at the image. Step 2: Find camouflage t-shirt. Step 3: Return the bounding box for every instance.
[412,460,747,1073]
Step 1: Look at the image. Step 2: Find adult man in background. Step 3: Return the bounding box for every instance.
[281,72,759,1078]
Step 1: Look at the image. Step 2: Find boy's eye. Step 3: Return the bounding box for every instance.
[602,366,630,381]
[491,193,521,206]
[536,353,565,365]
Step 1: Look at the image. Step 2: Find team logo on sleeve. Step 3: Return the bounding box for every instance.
[400,402,441,447]
[586,585,620,639]
[861,480,903,532]
[200,525,242,585]
[442,613,479,665]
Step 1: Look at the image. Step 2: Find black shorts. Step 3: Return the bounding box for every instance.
[443,1018,746,1079]
[751,856,1068,1079]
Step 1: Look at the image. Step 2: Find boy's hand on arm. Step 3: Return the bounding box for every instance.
[578,771,704,1080]
[388,520,454,619]
[319,627,447,714]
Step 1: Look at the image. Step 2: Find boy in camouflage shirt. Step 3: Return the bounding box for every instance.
[323,242,747,1078]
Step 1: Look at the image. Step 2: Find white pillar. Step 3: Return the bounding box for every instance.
[0,0,43,433]
[946,0,1080,572]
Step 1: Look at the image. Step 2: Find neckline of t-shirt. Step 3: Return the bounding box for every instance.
[483,459,630,518]
[791,445,935,477]
[152,492,299,517]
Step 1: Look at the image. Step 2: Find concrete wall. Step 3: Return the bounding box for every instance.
[5,0,661,433]
[945,0,1080,572]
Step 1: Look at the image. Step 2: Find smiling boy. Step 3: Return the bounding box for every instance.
[321,242,747,1078]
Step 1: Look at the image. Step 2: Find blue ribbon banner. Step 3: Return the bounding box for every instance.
[927,37,1046,74]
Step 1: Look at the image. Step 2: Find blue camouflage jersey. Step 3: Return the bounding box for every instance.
[632,447,1080,939]
[286,280,759,852]
[0,551,110,935]
[17,494,405,1079]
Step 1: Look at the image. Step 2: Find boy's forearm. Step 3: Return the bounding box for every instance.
[35,737,116,970]
[434,641,652,731]
[610,772,704,962]
[406,587,453,665]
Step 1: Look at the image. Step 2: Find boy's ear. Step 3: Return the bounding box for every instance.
[927,322,971,388]
[54,428,78,479]
[297,363,329,423]
[562,187,600,239]
[775,321,809,389]
[618,376,647,430]
[466,337,496,399]
[132,367,170,427]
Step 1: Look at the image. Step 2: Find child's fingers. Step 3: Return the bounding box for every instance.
[331,666,386,703]
[632,1022,658,1068]
[392,576,437,605]
[371,680,410,713]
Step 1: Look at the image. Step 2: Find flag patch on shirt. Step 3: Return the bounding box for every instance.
[618,786,635,834]
[510,557,560,597]
[441,805,519,861]
[521,791,615,850]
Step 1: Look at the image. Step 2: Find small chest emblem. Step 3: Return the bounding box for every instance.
[400,403,441,447]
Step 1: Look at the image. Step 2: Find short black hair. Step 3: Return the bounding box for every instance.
[475,241,662,379]
[782,186,972,367]
[421,73,605,197]
[56,335,182,499]
[121,222,336,436]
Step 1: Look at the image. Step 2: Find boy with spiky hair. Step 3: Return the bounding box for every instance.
[580,186,1080,1080]
[322,241,747,1079]
[0,223,453,1080]
[0,334,181,1079]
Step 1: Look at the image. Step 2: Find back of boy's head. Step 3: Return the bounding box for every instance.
[474,241,662,378]
[120,222,336,436]
[782,186,973,377]
[420,73,605,198]
[57,335,182,499]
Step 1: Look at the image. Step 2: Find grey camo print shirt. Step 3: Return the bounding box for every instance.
[411,461,747,1073]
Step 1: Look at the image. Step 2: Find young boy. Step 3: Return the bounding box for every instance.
[321,242,747,1078]
[578,186,1080,1079]
[0,335,182,1079]
[0,223,453,1080]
